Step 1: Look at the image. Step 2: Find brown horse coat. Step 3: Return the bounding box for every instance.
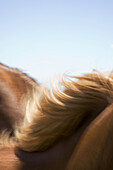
[0,63,38,102]
[66,103,113,170]
[0,63,39,133]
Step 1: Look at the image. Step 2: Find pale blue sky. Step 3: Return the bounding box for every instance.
[0,0,113,83]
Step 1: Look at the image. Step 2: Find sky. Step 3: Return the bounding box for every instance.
[0,0,113,83]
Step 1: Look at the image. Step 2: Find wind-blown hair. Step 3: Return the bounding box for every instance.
[13,72,113,152]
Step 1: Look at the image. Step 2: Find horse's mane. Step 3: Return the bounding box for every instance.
[1,71,113,152]
[14,71,113,152]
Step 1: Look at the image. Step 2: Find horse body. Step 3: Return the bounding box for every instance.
[0,81,22,133]
[0,63,113,170]
[0,63,39,102]
[0,63,39,133]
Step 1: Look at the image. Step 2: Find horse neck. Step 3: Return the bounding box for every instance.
[66,103,113,170]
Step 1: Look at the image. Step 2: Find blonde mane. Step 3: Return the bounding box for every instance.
[13,72,113,152]
[0,71,113,152]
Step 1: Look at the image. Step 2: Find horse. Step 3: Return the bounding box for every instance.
[0,63,39,134]
[0,63,113,170]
